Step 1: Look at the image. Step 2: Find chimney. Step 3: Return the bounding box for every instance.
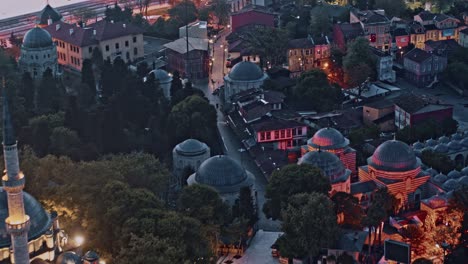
[123,23,126,28]
[55,24,61,31]
[47,18,53,25]
[69,28,74,35]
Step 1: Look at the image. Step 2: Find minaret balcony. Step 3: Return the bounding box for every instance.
[5,215,30,234]
[2,173,25,191]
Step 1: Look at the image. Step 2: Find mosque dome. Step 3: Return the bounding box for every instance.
[426,168,438,176]
[459,176,468,186]
[433,144,448,153]
[438,136,450,144]
[0,188,52,247]
[308,127,350,150]
[451,133,463,141]
[461,167,468,176]
[412,141,424,150]
[56,251,82,264]
[83,251,99,262]
[434,173,447,184]
[443,179,459,191]
[150,69,172,83]
[447,141,461,150]
[447,170,461,179]
[39,4,62,25]
[175,139,209,156]
[188,155,254,193]
[368,140,419,172]
[298,150,350,182]
[228,61,264,81]
[460,137,468,147]
[22,27,53,49]
[425,138,437,147]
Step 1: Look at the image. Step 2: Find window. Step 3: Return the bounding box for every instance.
[105,45,109,52]
[126,52,130,60]
[297,128,302,135]
[286,130,291,137]
[287,141,292,148]
[280,130,285,138]
[35,55,38,59]
[133,36,137,43]
[292,128,296,136]
[125,40,129,47]
[266,132,271,140]
[133,47,138,55]
[274,131,279,139]
[77,47,80,53]
[70,45,73,51]
[115,43,119,49]
[47,54,50,58]
[89,47,93,53]
[260,132,265,141]
[305,50,310,55]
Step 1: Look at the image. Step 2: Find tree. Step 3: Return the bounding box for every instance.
[331,192,363,228]
[374,0,406,18]
[263,164,331,220]
[309,11,331,37]
[278,193,339,260]
[49,126,82,159]
[169,2,198,25]
[19,72,35,111]
[444,62,468,90]
[343,37,377,87]
[37,68,62,113]
[211,0,230,26]
[232,186,258,226]
[293,69,343,112]
[420,150,455,174]
[80,59,96,107]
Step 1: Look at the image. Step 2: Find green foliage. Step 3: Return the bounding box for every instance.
[37,68,62,113]
[343,37,377,87]
[263,164,331,220]
[309,11,331,37]
[331,192,363,228]
[412,258,433,264]
[293,69,343,112]
[420,150,455,174]
[348,125,380,146]
[232,187,258,226]
[396,118,458,144]
[19,72,35,111]
[374,0,406,17]
[169,1,198,24]
[104,3,133,23]
[445,61,468,90]
[211,0,230,26]
[278,193,339,259]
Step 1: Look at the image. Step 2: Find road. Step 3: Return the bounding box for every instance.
[394,78,468,131]
[194,29,281,232]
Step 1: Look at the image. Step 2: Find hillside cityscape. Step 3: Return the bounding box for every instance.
[0,0,466,264]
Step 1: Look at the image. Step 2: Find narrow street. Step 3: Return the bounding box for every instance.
[194,29,281,231]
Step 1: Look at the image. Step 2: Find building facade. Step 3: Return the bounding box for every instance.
[164,37,209,80]
[252,118,308,151]
[44,20,144,71]
[403,48,447,87]
[414,11,461,42]
[363,100,395,132]
[371,47,395,83]
[332,23,364,52]
[350,9,391,51]
[459,28,468,47]
[287,35,331,77]
[230,6,275,33]
[18,27,59,78]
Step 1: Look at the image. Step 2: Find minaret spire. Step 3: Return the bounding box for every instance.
[2,79,30,264]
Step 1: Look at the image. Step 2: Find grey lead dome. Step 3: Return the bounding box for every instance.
[298,150,350,183]
[175,139,209,156]
[369,140,419,172]
[228,61,264,81]
[22,27,53,49]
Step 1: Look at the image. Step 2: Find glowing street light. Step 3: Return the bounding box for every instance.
[74,235,84,247]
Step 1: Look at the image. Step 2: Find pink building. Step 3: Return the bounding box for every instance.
[230,6,275,33]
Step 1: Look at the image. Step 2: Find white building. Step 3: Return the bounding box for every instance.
[371,47,395,83]
[179,21,208,39]
[223,61,268,104]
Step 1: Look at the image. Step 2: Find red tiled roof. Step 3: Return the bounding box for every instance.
[44,20,144,47]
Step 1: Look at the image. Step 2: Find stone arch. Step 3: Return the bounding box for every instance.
[455,154,464,168]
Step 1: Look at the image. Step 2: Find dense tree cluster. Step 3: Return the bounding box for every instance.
[444,48,468,91]
[343,37,377,88]
[396,118,458,144]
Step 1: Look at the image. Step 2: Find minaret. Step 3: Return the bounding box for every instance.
[2,82,30,264]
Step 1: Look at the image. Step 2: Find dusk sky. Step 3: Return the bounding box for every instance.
[0,0,86,19]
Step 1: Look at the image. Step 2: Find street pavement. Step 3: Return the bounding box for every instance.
[394,78,468,131]
[193,29,281,232]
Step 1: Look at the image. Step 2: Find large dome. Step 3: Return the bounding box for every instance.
[228,61,264,81]
[0,188,52,247]
[368,140,419,172]
[308,127,350,150]
[188,155,254,193]
[175,139,209,156]
[298,150,350,183]
[56,251,82,264]
[22,27,53,49]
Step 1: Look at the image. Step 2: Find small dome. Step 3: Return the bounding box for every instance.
[22,27,53,49]
[447,170,461,179]
[151,69,172,83]
[0,188,52,247]
[308,127,350,150]
[426,168,438,176]
[434,173,447,184]
[83,251,99,261]
[425,138,437,147]
[461,167,468,176]
[175,139,209,156]
[438,136,450,143]
[460,137,468,147]
[451,133,463,140]
[228,61,264,81]
[189,155,254,193]
[459,176,468,186]
[56,251,82,264]
[368,140,419,172]
[433,144,448,153]
[443,179,459,191]
[412,141,424,150]
[421,146,433,153]
[447,141,461,150]
[298,150,350,182]
[39,4,62,25]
